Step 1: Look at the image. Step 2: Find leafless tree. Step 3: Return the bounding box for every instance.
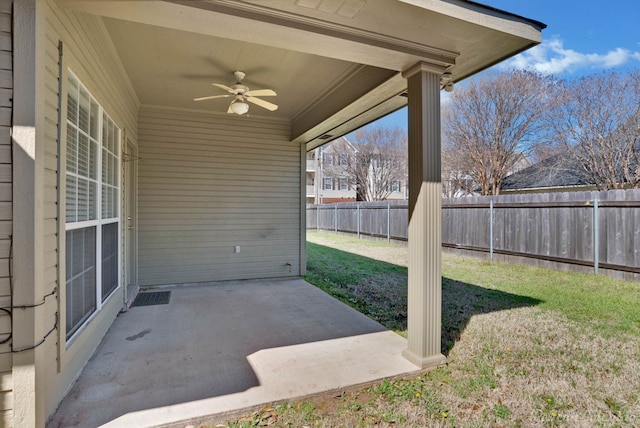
[441,140,476,197]
[442,70,555,195]
[327,127,407,201]
[551,70,640,190]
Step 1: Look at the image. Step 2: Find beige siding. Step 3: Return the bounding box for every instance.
[36,1,139,421]
[138,106,300,285]
[0,1,11,424]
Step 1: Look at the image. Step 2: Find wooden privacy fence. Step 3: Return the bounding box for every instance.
[306,189,640,282]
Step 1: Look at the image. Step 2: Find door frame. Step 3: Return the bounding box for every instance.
[123,138,139,309]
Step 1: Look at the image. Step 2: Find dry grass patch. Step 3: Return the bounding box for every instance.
[442,308,640,426]
[218,232,640,427]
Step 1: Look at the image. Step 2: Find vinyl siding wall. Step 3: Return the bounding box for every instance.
[138,106,300,286]
[38,1,138,420]
[0,2,12,425]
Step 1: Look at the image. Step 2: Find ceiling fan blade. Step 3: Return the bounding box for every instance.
[245,89,276,97]
[246,96,278,111]
[212,83,235,93]
[193,94,232,101]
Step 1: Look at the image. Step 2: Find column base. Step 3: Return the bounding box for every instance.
[402,348,446,369]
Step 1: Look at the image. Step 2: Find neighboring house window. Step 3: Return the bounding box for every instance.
[339,179,349,191]
[324,177,333,190]
[392,180,401,192]
[65,72,120,341]
[339,153,348,166]
[324,153,333,165]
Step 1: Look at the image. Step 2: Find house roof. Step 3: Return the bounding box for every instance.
[57,0,544,148]
[461,0,547,30]
[321,136,357,154]
[500,153,593,191]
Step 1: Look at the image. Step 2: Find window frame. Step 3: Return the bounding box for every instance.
[324,177,333,190]
[64,71,122,344]
[324,153,333,165]
[339,178,349,191]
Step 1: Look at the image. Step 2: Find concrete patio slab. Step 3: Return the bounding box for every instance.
[47,278,419,427]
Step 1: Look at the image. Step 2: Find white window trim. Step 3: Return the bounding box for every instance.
[65,71,122,345]
[324,153,333,165]
[324,177,333,190]
[339,179,349,191]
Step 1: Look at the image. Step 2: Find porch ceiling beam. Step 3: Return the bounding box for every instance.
[56,0,459,72]
[298,72,407,149]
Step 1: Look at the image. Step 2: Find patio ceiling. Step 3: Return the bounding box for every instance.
[56,0,544,148]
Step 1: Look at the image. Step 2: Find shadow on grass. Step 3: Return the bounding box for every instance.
[306,242,543,355]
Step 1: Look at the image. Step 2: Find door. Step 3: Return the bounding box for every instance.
[124,140,139,306]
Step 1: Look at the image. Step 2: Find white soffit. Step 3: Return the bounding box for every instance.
[56,0,544,143]
[57,0,459,71]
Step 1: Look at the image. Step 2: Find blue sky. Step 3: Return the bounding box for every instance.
[365,0,640,131]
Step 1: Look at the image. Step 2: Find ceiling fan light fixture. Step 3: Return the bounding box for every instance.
[230,99,249,115]
[194,71,277,114]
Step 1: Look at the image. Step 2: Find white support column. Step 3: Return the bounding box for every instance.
[401,62,447,369]
[13,0,47,426]
[299,143,307,275]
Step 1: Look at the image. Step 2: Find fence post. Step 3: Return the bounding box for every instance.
[316,206,319,231]
[357,203,361,239]
[387,202,391,243]
[489,199,494,260]
[593,198,599,275]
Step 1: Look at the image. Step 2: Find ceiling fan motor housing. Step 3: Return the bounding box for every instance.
[193,70,278,113]
[232,84,249,94]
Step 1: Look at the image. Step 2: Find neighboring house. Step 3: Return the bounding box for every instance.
[305,150,318,204]
[307,137,408,204]
[442,152,531,198]
[443,152,532,197]
[6,1,543,426]
[510,152,533,175]
[318,137,359,203]
[500,153,595,193]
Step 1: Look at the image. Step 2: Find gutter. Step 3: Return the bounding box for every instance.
[460,0,547,30]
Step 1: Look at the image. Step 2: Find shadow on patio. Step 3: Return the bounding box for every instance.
[48,278,419,428]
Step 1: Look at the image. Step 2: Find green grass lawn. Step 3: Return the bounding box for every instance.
[222,232,640,427]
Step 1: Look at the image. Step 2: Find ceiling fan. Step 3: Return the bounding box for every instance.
[193,71,278,115]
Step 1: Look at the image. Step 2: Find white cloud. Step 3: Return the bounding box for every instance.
[500,37,640,75]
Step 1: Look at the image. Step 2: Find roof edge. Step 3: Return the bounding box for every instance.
[459,0,547,30]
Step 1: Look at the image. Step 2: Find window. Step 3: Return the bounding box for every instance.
[65,72,120,341]
[339,179,349,191]
[324,153,333,165]
[392,181,401,192]
[324,177,333,190]
[339,153,348,166]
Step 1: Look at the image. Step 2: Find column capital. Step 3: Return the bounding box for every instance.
[402,61,448,79]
